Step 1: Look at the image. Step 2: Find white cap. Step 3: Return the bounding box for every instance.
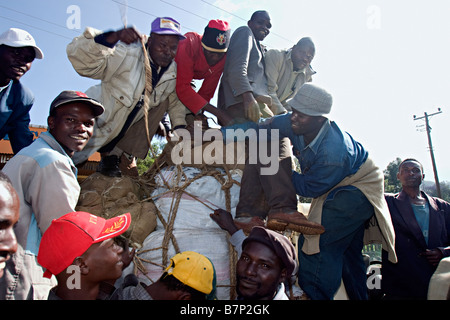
[0,28,43,59]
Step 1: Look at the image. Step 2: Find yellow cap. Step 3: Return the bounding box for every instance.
[164,251,216,295]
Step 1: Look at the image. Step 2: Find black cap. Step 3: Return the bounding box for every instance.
[243,226,297,276]
[50,91,104,117]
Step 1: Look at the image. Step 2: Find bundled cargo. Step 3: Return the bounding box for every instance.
[132,164,243,300]
[75,172,157,247]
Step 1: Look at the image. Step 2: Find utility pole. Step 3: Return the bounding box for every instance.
[413,108,442,198]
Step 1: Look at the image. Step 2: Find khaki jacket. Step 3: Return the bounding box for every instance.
[67,27,187,163]
[302,157,398,263]
[265,48,315,115]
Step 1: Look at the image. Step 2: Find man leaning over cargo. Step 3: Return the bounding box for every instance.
[221,83,397,300]
[66,17,188,177]
[174,19,233,126]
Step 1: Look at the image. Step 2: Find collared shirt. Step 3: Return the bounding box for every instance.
[3,131,79,253]
[0,80,12,94]
[221,114,368,198]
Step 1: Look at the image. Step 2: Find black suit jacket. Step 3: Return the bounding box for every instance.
[382,191,450,299]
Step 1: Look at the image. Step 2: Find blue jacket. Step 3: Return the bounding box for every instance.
[221,114,368,198]
[382,191,450,299]
[0,81,35,154]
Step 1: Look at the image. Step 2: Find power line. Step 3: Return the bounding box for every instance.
[0,4,79,35]
[110,0,196,32]
[0,15,72,40]
[200,0,246,22]
[200,0,292,45]
[160,0,209,22]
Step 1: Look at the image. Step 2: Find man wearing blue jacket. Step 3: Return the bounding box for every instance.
[0,28,43,154]
[222,83,396,299]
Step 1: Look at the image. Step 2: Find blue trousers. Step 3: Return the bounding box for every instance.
[298,187,374,300]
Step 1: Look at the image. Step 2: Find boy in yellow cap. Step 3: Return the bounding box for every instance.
[121,251,217,300]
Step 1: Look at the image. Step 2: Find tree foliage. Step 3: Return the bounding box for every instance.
[383,157,402,193]
[136,139,166,175]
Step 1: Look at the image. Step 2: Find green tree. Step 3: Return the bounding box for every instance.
[384,157,402,193]
[136,139,166,175]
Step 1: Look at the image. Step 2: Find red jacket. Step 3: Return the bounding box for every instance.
[175,32,226,114]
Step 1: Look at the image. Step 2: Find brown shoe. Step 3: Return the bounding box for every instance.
[267,211,325,235]
[234,216,265,235]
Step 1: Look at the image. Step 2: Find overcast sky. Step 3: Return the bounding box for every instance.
[2,0,450,182]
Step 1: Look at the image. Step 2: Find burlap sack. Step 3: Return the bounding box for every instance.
[76,173,157,247]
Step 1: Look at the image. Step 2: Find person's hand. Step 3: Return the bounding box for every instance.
[210,209,239,235]
[105,27,144,45]
[203,104,234,127]
[259,103,274,118]
[245,99,261,123]
[242,92,261,123]
[420,248,444,266]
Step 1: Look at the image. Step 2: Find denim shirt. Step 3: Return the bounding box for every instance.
[221,113,368,198]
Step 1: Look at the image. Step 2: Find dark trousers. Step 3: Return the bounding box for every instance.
[236,137,298,218]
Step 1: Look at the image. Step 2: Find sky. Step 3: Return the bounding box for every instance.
[2,0,450,182]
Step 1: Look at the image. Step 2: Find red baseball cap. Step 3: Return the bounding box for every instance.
[38,211,131,278]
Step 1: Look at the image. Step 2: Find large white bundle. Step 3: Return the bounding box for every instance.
[152,166,241,230]
[126,165,243,299]
[134,228,236,300]
[152,166,242,210]
[154,193,228,230]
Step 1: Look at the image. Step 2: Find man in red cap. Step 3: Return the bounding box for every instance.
[174,19,232,127]
[38,211,132,300]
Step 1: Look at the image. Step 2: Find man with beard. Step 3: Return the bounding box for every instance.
[2,90,104,299]
[67,17,187,177]
[0,28,43,154]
